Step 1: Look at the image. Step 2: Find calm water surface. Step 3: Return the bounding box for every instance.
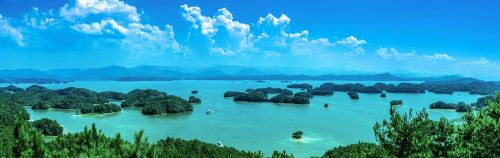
[3,80,482,157]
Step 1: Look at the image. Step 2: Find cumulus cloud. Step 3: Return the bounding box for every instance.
[180,5,336,57]
[180,4,252,54]
[258,13,290,27]
[60,0,140,22]
[336,36,366,55]
[122,24,181,54]
[0,14,25,47]
[336,36,366,47]
[71,19,128,34]
[56,0,183,54]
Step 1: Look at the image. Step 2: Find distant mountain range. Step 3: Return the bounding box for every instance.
[0,65,495,83]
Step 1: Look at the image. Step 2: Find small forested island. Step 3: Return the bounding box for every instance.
[121,89,193,115]
[188,96,202,104]
[286,83,313,89]
[347,91,359,99]
[429,101,473,112]
[292,131,304,140]
[380,93,387,97]
[390,100,403,106]
[224,87,310,104]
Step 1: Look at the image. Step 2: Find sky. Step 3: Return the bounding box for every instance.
[0,0,499,79]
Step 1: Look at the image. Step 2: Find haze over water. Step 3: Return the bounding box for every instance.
[5,80,481,157]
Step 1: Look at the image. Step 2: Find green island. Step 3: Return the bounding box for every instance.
[289,78,500,96]
[2,85,195,116]
[224,87,310,104]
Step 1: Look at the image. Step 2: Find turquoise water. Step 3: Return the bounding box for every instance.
[4,80,482,157]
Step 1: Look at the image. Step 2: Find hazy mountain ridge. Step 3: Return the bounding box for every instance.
[0,65,494,83]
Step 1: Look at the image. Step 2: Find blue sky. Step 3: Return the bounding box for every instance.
[0,0,499,78]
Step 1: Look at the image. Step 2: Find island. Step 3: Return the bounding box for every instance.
[188,96,202,104]
[390,100,403,106]
[429,101,472,112]
[292,131,304,140]
[121,89,193,115]
[224,87,311,104]
[347,91,359,99]
[286,83,313,89]
[380,93,387,97]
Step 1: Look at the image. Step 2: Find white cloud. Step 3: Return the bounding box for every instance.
[71,19,128,35]
[377,47,455,61]
[462,58,496,66]
[60,0,140,22]
[376,47,416,60]
[0,14,25,47]
[61,0,181,55]
[336,36,366,55]
[258,13,290,27]
[23,7,58,30]
[424,53,454,61]
[336,36,366,47]
[180,4,216,36]
[290,38,334,56]
[210,47,235,56]
[122,23,182,54]
[180,4,253,54]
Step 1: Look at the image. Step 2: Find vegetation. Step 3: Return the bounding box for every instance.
[321,142,388,158]
[307,88,334,96]
[472,95,495,108]
[188,96,202,104]
[0,89,294,157]
[347,91,359,99]
[7,121,293,158]
[321,93,500,158]
[246,87,293,95]
[380,93,386,98]
[234,92,268,102]
[99,91,126,100]
[385,83,425,93]
[119,89,193,115]
[286,83,313,89]
[269,94,309,104]
[224,91,246,97]
[389,100,403,106]
[31,118,63,136]
[294,92,313,98]
[80,103,121,114]
[292,131,303,139]
[429,101,473,112]
[226,87,310,104]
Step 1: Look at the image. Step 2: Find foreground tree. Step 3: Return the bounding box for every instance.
[31,118,63,136]
[450,93,500,157]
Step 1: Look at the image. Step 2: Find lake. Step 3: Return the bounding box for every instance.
[4,80,482,158]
